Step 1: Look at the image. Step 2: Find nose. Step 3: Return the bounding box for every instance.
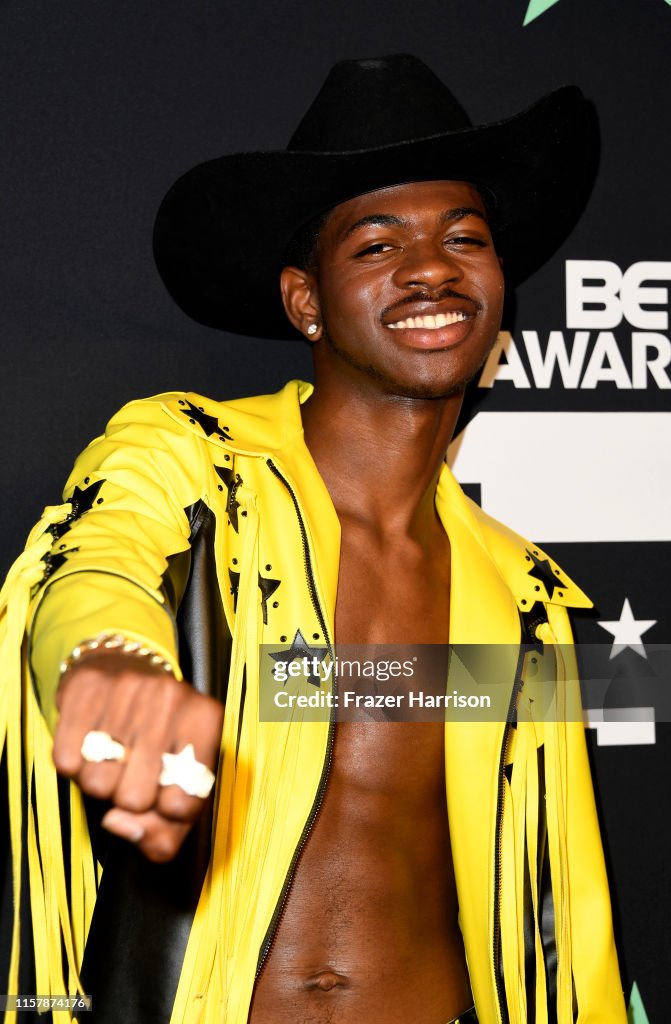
[394,240,463,293]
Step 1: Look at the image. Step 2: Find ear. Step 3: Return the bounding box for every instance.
[280,266,323,342]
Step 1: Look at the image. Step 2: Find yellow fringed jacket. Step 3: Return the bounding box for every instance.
[0,381,626,1023]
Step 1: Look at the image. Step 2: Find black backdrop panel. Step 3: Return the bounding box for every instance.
[1,2,668,1019]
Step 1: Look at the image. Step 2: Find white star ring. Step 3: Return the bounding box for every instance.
[159,744,216,799]
[81,730,126,763]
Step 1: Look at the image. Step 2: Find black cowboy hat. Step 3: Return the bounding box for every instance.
[153,53,598,340]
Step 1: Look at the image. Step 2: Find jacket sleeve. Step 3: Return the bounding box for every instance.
[0,394,228,1010]
[26,394,209,732]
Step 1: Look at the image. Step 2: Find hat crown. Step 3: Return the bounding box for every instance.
[154,53,596,338]
[288,54,472,153]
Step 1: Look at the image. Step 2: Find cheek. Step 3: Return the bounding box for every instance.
[480,266,505,315]
[322,277,380,331]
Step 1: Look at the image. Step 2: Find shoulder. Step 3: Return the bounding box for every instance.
[465,492,592,612]
[64,381,306,500]
[62,390,237,500]
[102,381,308,455]
[438,462,592,614]
[80,390,241,461]
[104,390,232,435]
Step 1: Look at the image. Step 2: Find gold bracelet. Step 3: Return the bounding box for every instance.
[59,632,175,678]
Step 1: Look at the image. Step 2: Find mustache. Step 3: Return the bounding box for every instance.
[381,287,481,320]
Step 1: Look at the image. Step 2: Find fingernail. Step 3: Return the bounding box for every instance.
[102,810,145,843]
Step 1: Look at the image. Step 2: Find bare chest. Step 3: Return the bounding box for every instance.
[248,516,471,1022]
[334,517,451,645]
[249,721,470,1023]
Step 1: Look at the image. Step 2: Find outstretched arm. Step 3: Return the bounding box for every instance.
[26,394,227,861]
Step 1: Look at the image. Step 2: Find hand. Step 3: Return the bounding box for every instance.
[52,652,224,863]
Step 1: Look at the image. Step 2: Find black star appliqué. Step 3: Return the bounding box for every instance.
[258,573,281,625]
[50,479,105,540]
[520,601,547,651]
[229,569,240,612]
[214,465,234,490]
[269,629,329,687]
[41,546,80,581]
[525,549,567,600]
[181,401,232,441]
[70,479,105,517]
[214,465,242,532]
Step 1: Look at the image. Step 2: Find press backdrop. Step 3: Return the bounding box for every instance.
[1,1,668,1019]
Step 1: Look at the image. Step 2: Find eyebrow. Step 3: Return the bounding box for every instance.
[439,206,488,226]
[341,206,488,242]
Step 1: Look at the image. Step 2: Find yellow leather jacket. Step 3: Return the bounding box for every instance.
[0,380,626,1023]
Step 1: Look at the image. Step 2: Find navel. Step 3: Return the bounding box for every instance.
[304,969,350,992]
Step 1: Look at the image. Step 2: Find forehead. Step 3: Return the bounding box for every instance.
[321,180,486,239]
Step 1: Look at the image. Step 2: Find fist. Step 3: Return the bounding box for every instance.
[53,651,224,863]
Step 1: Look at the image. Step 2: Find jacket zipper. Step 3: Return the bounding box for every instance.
[491,638,526,1024]
[255,458,337,978]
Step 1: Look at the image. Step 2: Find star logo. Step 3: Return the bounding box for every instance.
[525,549,567,600]
[628,981,652,1024]
[70,479,105,517]
[258,573,281,624]
[214,465,234,490]
[51,479,105,539]
[268,629,329,687]
[181,401,232,442]
[214,465,242,532]
[598,598,657,660]
[520,601,547,650]
[523,0,560,25]
[41,546,80,580]
[228,569,240,612]
[524,0,671,26]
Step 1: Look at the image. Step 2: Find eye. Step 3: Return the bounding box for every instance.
[354,242,395,258]
[444,234,487,249]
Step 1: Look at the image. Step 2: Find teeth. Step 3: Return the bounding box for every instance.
[387,311,468,330]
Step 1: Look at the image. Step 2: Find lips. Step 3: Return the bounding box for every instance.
[381,300,476,351]
[387,311,469,330]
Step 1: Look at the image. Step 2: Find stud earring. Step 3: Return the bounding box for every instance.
[307,323,319,336]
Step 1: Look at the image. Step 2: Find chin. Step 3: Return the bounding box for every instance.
[355,355,483,402]
[321,326,491,401]
[371,375,467,400]
[323,333,485,401]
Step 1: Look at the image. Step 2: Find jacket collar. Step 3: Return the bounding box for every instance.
[161,380,312,458]
[161,380,591,622]
[438,467,592,614]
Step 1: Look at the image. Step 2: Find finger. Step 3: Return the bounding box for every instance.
[111,672,194,813]
[154,695,223,822]
[101,807,192,864]
[76,673,143,800]
[52,670,110,777]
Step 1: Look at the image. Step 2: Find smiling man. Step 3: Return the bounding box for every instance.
[2,55,627,1023]
[283,182,503,402]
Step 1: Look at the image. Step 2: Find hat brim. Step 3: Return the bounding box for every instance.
[153,87,598,340]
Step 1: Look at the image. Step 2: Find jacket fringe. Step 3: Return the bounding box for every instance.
[0,504,97,1022]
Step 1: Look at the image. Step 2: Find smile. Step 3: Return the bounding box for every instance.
[386,312,470,330]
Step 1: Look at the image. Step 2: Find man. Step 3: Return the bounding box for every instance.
[1,55,626,1023]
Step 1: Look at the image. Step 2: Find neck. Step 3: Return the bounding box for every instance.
[301,373,463,536]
